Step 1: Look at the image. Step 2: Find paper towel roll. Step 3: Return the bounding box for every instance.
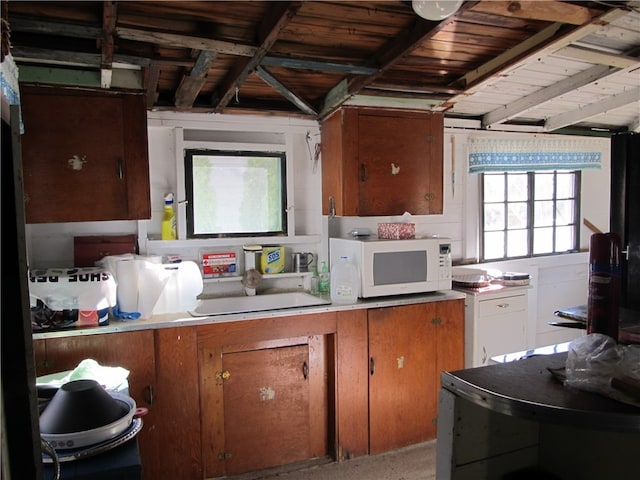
[116,260,138,313]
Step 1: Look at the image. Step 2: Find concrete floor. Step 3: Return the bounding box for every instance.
[233,440,437,480]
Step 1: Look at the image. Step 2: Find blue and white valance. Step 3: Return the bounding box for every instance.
[468,136,602,173]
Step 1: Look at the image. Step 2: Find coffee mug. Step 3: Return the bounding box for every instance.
[292,252,314,272]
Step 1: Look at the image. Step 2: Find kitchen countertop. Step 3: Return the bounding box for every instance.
[33,290,466,340]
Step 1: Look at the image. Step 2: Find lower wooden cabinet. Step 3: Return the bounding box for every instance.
[33,297,463,479]
[334,299,464,459]
[368,300,464,454]
[197,313,335,478]
[33,330,158,480]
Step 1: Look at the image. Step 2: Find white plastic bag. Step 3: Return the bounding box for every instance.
[565,333,640,407]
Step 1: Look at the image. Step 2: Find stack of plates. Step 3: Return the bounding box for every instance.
[452,274,493,288]
[494,272,531,286]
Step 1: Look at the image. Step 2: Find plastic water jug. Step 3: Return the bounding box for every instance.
[330,256,359,304]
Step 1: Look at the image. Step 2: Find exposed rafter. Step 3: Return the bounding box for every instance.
[544,87,640,132]
[446,7,632,103]
[214,2,303,112]
[320,1,478,118]
[255,66,316,116]
[174,50,217,109]
[100,1,117,89]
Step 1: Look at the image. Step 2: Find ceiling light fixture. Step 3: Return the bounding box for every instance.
[412,0,463,21]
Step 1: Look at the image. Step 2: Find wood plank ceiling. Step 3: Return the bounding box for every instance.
[3,1,639,133]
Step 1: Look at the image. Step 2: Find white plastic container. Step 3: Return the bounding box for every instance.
[330,256,359,304]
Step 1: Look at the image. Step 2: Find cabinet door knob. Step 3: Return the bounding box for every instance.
[424,192,436,201]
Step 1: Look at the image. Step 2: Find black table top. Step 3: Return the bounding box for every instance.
[442,352,640,433]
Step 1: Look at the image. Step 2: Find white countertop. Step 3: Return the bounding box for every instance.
[33,289,466,340]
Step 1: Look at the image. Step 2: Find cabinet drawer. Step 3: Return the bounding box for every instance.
[478,294,527,318]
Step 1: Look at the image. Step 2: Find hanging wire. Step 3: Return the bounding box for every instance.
[305,131,320,174]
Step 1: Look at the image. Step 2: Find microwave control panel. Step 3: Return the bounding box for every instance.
[439,242,452,280]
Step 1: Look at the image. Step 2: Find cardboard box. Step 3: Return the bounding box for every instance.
[202,252,237,278]
[377,223,416,239]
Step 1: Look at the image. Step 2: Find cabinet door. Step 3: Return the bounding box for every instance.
[368,303,438,454]
[20,86,150,223]
[34,331,157,480]
[222,343,311,475]
[320,108,443,217]
[477,294,527,365]
[357,111,443,216]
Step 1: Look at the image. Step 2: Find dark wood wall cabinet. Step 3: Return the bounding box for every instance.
[321,107,444,216]
[33,298,463,480]
[20,85,151,223]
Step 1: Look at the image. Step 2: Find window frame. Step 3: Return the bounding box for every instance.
[480,170,581,262]
[183,148,288,239]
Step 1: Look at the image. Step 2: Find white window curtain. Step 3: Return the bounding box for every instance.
[468,136,603,173]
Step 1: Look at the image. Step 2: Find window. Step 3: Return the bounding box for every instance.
[481,171,580,261]
[184,149,287,238]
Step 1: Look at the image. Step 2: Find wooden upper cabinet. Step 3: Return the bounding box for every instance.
[321,107,443,216]
[20,85,151,223]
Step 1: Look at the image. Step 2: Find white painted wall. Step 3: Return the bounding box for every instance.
[24,111,611,347]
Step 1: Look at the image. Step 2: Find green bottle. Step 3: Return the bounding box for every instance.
[319,261,330,294]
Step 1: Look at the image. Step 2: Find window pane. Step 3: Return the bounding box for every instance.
[484,204,505,230]
[484,231,505,259]
[507,174,528,201]
[484,174,505,202]
[507,230,528,257]
[533,227,553,254]
[507,202,527,229]
[555,225,575,252]
[556,199,574,225]
[534,173,554,200]
[556,173,575,198]
[534,200,554,227]
[186,150,287,237]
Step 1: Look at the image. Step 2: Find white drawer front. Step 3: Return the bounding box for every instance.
[478,294,527,318]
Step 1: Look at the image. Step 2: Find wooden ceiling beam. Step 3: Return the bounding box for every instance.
[483,45,640,128]
[320,1,479,117]
[471,1,601,25]
[100,1,117,89]
[174,50,217,109]
[116,26,257,57]
[544,86,640,131]
[444,6,632,107]
[145,64,160,109]
[214,2,303,112]
[255,66,316,116]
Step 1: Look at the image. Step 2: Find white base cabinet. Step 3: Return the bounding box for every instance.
[457,286,529,368]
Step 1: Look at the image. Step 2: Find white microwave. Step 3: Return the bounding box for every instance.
[329,237,452,298]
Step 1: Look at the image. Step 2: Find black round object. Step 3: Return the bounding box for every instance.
[39,379,128,434]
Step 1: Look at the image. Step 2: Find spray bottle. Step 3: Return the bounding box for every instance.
[161,193,177,240]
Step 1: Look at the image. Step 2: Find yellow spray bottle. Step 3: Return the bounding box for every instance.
[161,193,177,240]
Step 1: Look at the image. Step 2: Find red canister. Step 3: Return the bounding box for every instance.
[587,233,621,340]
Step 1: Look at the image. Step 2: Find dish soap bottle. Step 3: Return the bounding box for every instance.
[319,261,330,294]
[330,256,359,304]
[310,265,320,295]
[161,193,177,240]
